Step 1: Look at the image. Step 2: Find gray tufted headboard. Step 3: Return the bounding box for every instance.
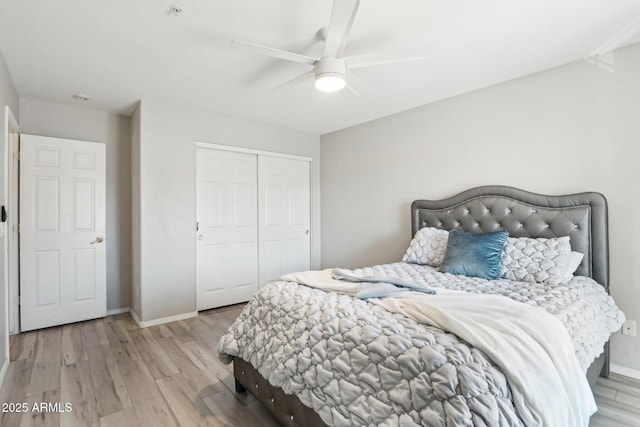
[411,185,609,290]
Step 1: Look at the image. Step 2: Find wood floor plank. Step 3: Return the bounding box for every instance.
[590,413,637,427]
[127,328,179,379]
[82,321,109,349]
[179,340,242,402]
[200,306,243,335]
[616,391,640,412]
[0,359,34,427]
[217,305,245,324]
[117,359,164,405]
[61,325,78,367]
[61,324,87,366]
[154,336,229,400]
[165,321,198,344]
[11,331,38,362]
[26,362,61,397]
[119,315,140,331]
[33,329,62,365]
[156,374,223,427]
[593,383,617,400]
[0,359,33,399]
[19,388,62,427]
[82,322,102,349]
[599,375,640,399]
[202,388,281,427]
[60,360,99,427]
[149,324,174,340]
[133,399,179,427]
[609,373,640,389]
[105,320,142,362]
[181,340,222,372]
[99,407,140,427]
[185,317,224,344]
[592,394,640,426]
[104,347,133,408]
[87,345,131,417]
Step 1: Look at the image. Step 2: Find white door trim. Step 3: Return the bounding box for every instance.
[5,107,19,336]
[1,106,18,377]
[195,141,312,163]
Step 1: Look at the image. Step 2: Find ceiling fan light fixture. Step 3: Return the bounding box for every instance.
[313,57,346,93]
[315,73,346,92]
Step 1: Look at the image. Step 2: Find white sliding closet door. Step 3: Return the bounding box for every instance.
[196,148,258,310]
[258,156,310,287]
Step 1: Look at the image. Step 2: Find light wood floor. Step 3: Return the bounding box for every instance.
[591,373,640,426]
[1,306,639,427]
[0,304,281,427]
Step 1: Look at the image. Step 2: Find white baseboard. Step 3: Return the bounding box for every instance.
[130,309,143,328]
[106,307,130,316]
[129,309,197,328]
[0,358,9,388]
[610,363,640,380]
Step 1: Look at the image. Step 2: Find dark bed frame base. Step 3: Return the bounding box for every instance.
[586,342,609,387]
[233,357,326,427]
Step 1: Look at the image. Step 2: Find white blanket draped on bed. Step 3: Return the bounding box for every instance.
[280,269,597,427]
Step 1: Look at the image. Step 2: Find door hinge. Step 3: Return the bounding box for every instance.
[13,151,20,161]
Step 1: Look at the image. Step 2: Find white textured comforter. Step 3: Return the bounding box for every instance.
[284,269,595,426]
[218,262,624,427]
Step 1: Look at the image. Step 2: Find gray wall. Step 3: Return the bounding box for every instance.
[19,99,132,312]
[134,101,321,322]
[321,43,640,373]
[0,51,18,120]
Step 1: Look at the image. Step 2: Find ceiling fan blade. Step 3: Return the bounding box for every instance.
[272,70,315,92]
[232,40,317,65]
[345,48,431,69]
[590,16,640,57]
[345,70,370,96]
[323,0,360,58]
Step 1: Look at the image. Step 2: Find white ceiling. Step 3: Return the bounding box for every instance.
[1,0,640,135]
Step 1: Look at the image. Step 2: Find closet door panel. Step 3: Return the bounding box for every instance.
[196,149,258,310]
[258,156,310,287]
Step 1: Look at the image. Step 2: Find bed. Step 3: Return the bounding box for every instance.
[218,185,625,427]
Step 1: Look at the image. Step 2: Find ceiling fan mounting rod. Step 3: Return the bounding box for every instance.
[314,57,345,78]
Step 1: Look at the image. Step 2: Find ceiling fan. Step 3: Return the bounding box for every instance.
[231,0,430,95]
[587,15,640,72]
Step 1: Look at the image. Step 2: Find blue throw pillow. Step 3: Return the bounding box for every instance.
[440,230,508,280]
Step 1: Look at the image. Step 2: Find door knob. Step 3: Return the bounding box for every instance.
[90,236,104,244]
[197,234,204,240]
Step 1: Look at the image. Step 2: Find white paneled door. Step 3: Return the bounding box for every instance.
[196,149,258,310]
[20,135,106,331]
[258,156,310,286]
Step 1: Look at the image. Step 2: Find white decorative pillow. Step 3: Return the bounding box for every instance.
[402,227,449,266]
[500,236,572,284]
[561,251,584,283]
